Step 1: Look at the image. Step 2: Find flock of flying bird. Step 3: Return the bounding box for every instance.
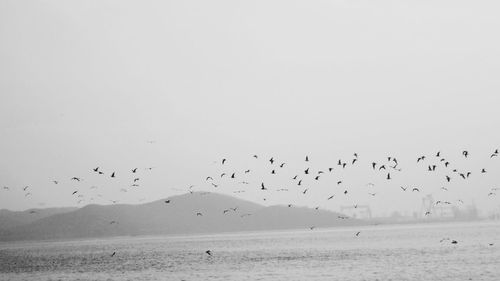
[2,147,499,256]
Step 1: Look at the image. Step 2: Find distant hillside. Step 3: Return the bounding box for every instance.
[0,207,77,233]
[0,192,361,241]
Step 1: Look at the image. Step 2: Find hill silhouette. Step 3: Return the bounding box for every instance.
[0,192,361,241]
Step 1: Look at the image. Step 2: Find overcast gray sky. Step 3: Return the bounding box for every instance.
[1,0,499,216]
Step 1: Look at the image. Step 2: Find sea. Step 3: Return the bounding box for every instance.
[1,221,499,281]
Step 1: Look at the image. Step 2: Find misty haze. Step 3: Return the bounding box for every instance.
[1,0,500,280]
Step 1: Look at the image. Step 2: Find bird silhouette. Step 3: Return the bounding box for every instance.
[222,159,227,165]
[111,172,115,178]
[205,250,212,256]
[132,168,138,173]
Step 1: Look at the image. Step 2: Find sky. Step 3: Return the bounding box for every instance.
[1,0,500,216]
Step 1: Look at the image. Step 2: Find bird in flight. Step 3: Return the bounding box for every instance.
[164,200,171,204]
[355,231,361,236]
[71,177,81,181]
[222,159,227,165]
[400,186,408,191]
[412,188,420,192]
[110,252,116,257]
[132,168,138,173]
[327,195,335,200]
[462,150,469,158]
[93,167,99,172]
[205,250,212,256]
[111,172,115,178]
[261,183,267,190]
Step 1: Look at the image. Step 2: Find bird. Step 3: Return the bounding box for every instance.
[231,173,236,178]
[304,168,309,174]
[436,151,441,157]
[372,162,377,169]
[23,186,29,191]
[379,165,386,170]
[327,195,335,200]
[298,180,302,186]
[111,172,115,178]
[261,183,267,190]
[446,176,451,182]
[164,200,171,203]
[302,188,308,194]
[222,159,227,165]
[132,168,138,173]
[280,163,286,168]
[71,177,81,181]
[337,181,342,185]
[93,167,99,172]
[134,178,140,182]
[314,176,320,180]
[355,231,361,237]
[305,156,309,162]
[481,168,487,173]
[386,173,391,180]
[344,190,348,195]
[206,176,213,181]
[205,250,212,256]
[110,252,116,257]
[462,150,468,158]
[197,212,203,216]
[451,240,458,244]
[220,173,226,178]
[400,186,408,191]
[271,170,276,174]
[269,157,274,164]
[53,180,58,184]
[223,209,230,214]
[72,191,78,195]
[328,168,334,172]
[253,155,258,159]
[412,188,420,192]
[245,170,251,173]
